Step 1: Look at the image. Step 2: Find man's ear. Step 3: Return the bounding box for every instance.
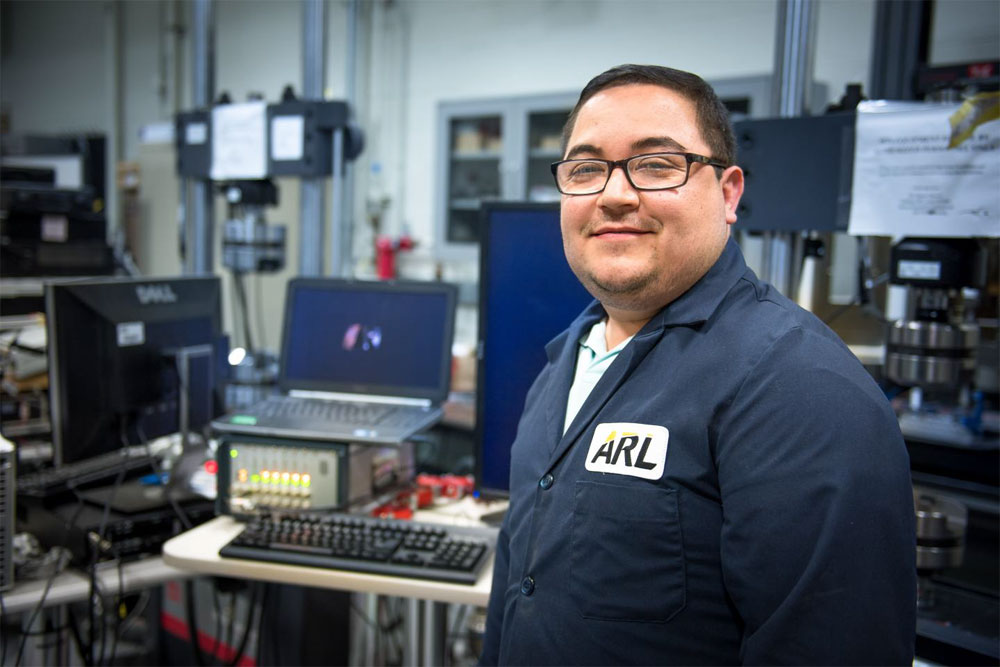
[721,166,744,225]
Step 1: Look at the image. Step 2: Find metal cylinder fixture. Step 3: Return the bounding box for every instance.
[914,490,966,572]
[886,320,979,387]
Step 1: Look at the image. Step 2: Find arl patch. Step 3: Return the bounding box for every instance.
[585,422,669,480]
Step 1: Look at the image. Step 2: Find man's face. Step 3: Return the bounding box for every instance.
[560,83,743,316]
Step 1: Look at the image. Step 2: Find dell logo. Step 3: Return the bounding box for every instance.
[136,284,178,305]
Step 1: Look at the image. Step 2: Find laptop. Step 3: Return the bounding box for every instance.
[212,278,458,444]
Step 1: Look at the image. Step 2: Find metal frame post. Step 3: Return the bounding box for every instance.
[766,0,818,297]
[300,0,327,276]
[187,0,215,275]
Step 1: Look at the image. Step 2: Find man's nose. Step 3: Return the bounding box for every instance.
[597,166,639,209]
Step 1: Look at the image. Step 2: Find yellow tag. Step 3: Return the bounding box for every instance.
[948,92,1000,149]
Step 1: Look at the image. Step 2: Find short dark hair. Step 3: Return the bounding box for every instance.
[561,64,737,169]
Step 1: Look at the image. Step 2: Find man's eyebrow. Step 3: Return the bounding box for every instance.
[565,143,601,159]
[564,137,688,160]
[632,136,687,153]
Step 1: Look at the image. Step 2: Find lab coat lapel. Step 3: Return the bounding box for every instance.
[543,302,605,453]
[546,325,665,468]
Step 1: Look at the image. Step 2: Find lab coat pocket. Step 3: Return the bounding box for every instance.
[571,480,685,623]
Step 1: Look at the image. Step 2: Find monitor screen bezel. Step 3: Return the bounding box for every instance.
[45,274,223,465]
[277,277,458,403]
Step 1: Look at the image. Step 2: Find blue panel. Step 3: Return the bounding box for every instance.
[476,203,594,495]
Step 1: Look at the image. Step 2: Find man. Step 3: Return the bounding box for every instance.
[479,64,916,666]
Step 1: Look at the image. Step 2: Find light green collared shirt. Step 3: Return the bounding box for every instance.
[563,319,634,434]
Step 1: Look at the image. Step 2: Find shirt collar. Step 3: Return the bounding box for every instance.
[581,318,608,356]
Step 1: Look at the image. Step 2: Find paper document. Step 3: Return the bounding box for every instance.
[848,99,999,238]
[211,102,267,180]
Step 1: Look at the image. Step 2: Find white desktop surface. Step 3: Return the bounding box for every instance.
[162,509,496,607]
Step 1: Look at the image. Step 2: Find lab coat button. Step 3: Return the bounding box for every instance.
[520,576,535,596]
[538,474,554,490]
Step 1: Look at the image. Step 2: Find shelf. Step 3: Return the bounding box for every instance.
[0,418,51,437]
[529,148,562,159]
[450,151,502,161]
[450,199,487,211]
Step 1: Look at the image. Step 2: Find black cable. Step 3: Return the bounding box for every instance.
[132,424,193,531]
[106,551,126,665]
[225,582,260,667]
[185,579,209,667]
[92,575,113,667]
[14,499,85,666]
[67,606,89,666]
[350,598,387,666]
[268,585,282,666]
[254,583,271,667]
[0,591,8,664]
[254,585,265,667]
[87,464,127,666]
[209,583,223,663]
[117,590,151,639]
[349,600,380,632]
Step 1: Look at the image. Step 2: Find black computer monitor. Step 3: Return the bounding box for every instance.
[46,275,225,465]
[475,202,593,496]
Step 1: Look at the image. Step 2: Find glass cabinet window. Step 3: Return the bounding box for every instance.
[447,115,502,243]
[526,110,568,203]
[436,94,575,256]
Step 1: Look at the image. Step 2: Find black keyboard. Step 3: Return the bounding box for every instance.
[220,512,497,585]
[17,446,157,501]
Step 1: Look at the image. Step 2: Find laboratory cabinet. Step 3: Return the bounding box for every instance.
[434,92,576,258]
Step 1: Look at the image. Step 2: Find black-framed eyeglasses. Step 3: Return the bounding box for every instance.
[550,152,728,196]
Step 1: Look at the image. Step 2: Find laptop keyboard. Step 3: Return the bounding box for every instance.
[256,396,416,426]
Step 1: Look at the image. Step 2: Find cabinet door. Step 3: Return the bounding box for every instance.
[525,108,570,203]
[444,113,504,245]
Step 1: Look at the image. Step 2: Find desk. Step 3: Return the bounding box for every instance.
[162,515,493,607]
[163,502,502,665]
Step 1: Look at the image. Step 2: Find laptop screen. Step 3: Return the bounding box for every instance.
[279,278,457,401]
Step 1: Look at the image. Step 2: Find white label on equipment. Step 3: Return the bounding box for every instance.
[186,122,207,145]
[117,322,145,347]
[898,260,941,280]
[41,215,68,242]
[271,115,305,161]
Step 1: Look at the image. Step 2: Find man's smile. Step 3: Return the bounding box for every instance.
[588,223,655,239]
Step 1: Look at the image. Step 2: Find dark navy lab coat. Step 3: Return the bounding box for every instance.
[480,239,916,666]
